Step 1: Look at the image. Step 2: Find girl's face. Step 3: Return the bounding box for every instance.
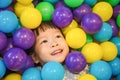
[34,28,69,65]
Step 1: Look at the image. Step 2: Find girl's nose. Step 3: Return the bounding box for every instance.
[51,42,58,47]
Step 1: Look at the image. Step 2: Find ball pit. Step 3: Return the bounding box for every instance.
[65,51,87,73]
[81,42,103,63]
[93,2,113,22]
[41,61,65,80]
[4,73,21,80]
[22,67,41,80]
[0,10,18,33]
[100,41,118,61]
[89,60,112,80]
[0,0,120,80]
[77,74,97,80]
[36,2,54,21]
[0,59,6,78]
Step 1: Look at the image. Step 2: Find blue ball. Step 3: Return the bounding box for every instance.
[41,61,65,80]
[110,37,120,56]
[43,0,59,4]
[84,0,97,6]
[22,67,41,80]
[89,60,112,80]
[109,57,120,76]
[0,59,6,78]
[0,10,18,33]
[117,74,120,80]
[93,22,112,42]
[0,0,12,8]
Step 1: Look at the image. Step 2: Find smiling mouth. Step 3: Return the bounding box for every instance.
[51,49,63,56]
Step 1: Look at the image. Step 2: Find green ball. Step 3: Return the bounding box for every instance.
[36,2,54,21]
[64,0,84,8]
[103,0,120,7]
[86,34,93,44]
[117,14,120,28]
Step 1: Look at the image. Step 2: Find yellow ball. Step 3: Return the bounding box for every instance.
[93,2,113,22]
[81,42,103,63]
[17,0,33,5]
[62,19,78,35]
[20,8,42,29]
[14,2,34,17]
[66,28,86,49]
[77,74,97,80]
[100,41,118,61]
[4,73,21,80]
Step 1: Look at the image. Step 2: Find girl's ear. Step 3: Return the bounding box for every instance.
[31,53,40,64]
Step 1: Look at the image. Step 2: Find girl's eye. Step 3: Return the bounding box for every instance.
[41,40,47,44]
[56,35,61,38]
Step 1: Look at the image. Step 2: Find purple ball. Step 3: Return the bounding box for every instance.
[107,19,119,37]
[65,51,87,73]
[52,7,73,28]
[113,5,120,18]
[13,28,35,50]
[0,32,8,51]
[55,1,66,9]
[1,38,14,56]
[81,12,102,34]
[3,47,27,71]
[73,4,92,24]
[20,56,34,72]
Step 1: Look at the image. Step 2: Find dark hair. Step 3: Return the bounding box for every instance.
[34,21,62,36]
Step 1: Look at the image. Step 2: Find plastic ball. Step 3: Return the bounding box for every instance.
[117,74,120,80]
[14,2,34,17]
[77,74,97,80]
[36,2,54,21]
[108,57,120,76]
[92,2,113,21]
[73,4,92,23]
[64,0,84,8]
[41,61,65,80]
[22,67,41,80]
[4,73,21,80]
[62,19,78,35]
[43,0,59,4]
[52,7,73,28]
[3,47,27,71]
[116,14,120,28]
[81,12,102,34]
[0,10,18,33]
[13,28,35,50]
[86,34,93,44]
[110,37,120,56]
[107,19,119,37]
[0,59,6,79]
[81,42,103,63]
[66,28,86,49]
[17,0,33,5]
[100,41,118,61]
[20,56,34,72]
[84,0,97,7]
[103,0,120,7]
[65,51,87,73]
[20,8,42,29]
[93,22,112,42]
[0,0,12,8]
[0,32,8,51]
[55,1,66,9]
[1,38,14,55]
[113,5,120,18]
[89,60,112,80]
